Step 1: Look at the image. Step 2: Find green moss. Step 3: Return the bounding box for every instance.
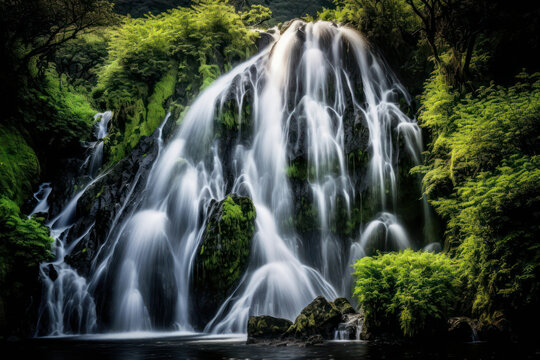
[95,0,263,164]
[145,68,178,134]
[285,296,342,339]
[195,195,256,301]
[0,126,40,206]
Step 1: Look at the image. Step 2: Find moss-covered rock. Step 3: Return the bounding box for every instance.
[333,297,356,315]
[247,315,292,341]
[284,296,343,340]
[192,195,256,328]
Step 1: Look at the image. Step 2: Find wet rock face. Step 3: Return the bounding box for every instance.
[247,315,293,341]
[63,120,173,278]
[284,296,343,340]
[191,195,256,329]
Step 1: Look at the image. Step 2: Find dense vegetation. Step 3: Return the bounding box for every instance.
[0,0,538,341]
[415,72,540,331]
[327,0,539,339]
[112,0,334,24]
[93,0,269,162]
[353,250,460,337]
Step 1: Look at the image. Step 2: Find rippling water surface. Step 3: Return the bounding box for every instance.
[4,335,540,360]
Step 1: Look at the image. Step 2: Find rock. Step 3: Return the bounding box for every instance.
[284,296,343,340]
[256,32,274,52]
[333,297,356,316]
[304,334,324,346]
[247,315,293,342]
[192,195,256,328]
[448,317,479,342]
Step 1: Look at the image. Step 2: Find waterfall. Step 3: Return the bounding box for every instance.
[35,112,113,335]
[87,112,112,178]
[29,183,52,218]
[37,20,425,336]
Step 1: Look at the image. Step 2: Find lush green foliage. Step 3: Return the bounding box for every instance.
[353,250,460,337]
[253,0,333,25]
[17,67,98,167]
[94,0,265,163]
[0,197,53,284]
[54,30,111,90]
[0,197,53,332]
[415,73,540,324]
[0,126,40,206]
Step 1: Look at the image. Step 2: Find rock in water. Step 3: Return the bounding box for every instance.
[247,315,293,342]
[192,195,256,328]
[285,296,343,339]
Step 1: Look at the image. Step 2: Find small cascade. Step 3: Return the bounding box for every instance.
[471,325,480,342]
[37,20,429,336]
[29,182,52,218]
[333,314,364,340]
[36,111,113,336]
[87,111,112,178]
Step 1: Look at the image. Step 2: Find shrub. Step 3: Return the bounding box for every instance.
[353,249,460,337]
[415,72,540,324]
[0,197,53,328]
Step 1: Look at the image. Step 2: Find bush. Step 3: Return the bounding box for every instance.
[353,250,460,337]
[21,67,97,158]
[0,196,53,334]
[415,72,540,325]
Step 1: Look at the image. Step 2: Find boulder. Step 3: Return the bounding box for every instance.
[333,297,356,316]
[192,195,256,328]
[448,317,479,342]
[284,296,343,340]
[247,315,292,342]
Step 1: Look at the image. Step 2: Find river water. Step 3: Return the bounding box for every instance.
[4,335,540,359]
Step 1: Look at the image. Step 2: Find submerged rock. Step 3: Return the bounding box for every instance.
[192,195,256,328]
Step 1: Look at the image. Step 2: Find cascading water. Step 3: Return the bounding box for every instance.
[35,112,113,335]
[37,20,426,336]
[29,183,52,218]
[87,111,112,178]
